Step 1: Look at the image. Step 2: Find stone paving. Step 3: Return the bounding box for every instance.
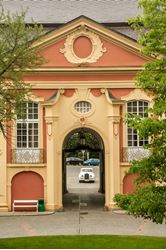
[0,166,165,239]
[0,192,165,239]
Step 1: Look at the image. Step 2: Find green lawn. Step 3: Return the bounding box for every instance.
[0,235,165,249]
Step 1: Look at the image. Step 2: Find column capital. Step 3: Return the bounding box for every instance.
[45,116,58,137]
[108,116,121,123]
[45,116,58,124]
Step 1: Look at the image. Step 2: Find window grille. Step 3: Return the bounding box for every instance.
[74,101,91,113]
[16,102,39,148]
[127,101,149,147]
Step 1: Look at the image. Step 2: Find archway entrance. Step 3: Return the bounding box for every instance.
[62,127,105,209]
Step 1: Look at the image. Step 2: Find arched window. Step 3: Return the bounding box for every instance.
[127,101,149,147]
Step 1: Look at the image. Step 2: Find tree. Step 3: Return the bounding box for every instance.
[65,131,100,159]
[0,8,44,136]
[114,0,166,224]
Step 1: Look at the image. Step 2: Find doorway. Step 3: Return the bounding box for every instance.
[62,127,105,209]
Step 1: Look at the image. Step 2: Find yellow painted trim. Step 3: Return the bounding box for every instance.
[120,163,131,167]
[28,80,136,89]
[24,66,143,75]
[28,94,45,102]
[7,164,47,168]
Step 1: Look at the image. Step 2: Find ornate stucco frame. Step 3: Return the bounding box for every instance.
[60,26,106,64]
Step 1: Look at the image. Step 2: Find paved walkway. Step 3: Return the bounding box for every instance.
[0,192,165,239]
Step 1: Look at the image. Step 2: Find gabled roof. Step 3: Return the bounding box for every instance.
[2,0,140,24]
[33,16,145,58]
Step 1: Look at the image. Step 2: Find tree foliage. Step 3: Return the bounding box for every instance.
[65,131,100,159]
[0,8,44,136]
[114,0,166,224]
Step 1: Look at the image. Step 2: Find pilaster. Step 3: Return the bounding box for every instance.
[45,109,63,211]
[107,106,121,209]
[45,114,56,211]
[0,131,8,211]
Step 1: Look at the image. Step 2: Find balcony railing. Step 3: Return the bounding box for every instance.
[11,149,45,164]
[121,147,150,162]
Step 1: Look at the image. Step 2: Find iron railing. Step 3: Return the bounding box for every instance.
[11,149,45,164]
[121,147,150,162]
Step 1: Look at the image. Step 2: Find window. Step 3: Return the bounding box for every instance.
[16,102,39,148]
[74,101,92,113]
[127,101,149,147]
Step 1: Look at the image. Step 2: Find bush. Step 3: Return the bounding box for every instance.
[114,193,133,210]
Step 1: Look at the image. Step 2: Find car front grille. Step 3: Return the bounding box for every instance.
[85,173,89,180]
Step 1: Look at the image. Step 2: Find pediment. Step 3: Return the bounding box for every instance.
[33,16,151,68]
[121,89,153,102]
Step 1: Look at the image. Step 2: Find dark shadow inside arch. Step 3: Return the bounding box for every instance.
[62,127,105,209]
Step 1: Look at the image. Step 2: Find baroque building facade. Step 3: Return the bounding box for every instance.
[0,15,153,212]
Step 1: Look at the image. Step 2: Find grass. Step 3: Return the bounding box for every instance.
[0,235,165,249]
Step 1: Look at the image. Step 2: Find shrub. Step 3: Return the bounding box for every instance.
[114,193,133,210]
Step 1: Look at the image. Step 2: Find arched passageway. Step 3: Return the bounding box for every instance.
[62,127,105,209]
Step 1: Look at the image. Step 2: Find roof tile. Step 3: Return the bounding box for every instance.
[2,0,140,23]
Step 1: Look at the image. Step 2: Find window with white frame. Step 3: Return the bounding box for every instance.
[127,101,149,147]
[16,102,39,148]
[74,101,92,113]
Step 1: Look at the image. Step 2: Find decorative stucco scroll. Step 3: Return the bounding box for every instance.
[121,89,152,102]
[60,25,106,64]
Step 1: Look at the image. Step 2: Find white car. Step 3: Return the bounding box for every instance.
[78,168,95,183]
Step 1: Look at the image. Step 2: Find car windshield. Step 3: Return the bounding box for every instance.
[81,168,93,172]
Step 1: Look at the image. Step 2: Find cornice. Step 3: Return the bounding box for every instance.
[28,80,136,89]
[7,164,46,168]
[104,89,124,105]
[24,66,143,76]
[41,89,64,106]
